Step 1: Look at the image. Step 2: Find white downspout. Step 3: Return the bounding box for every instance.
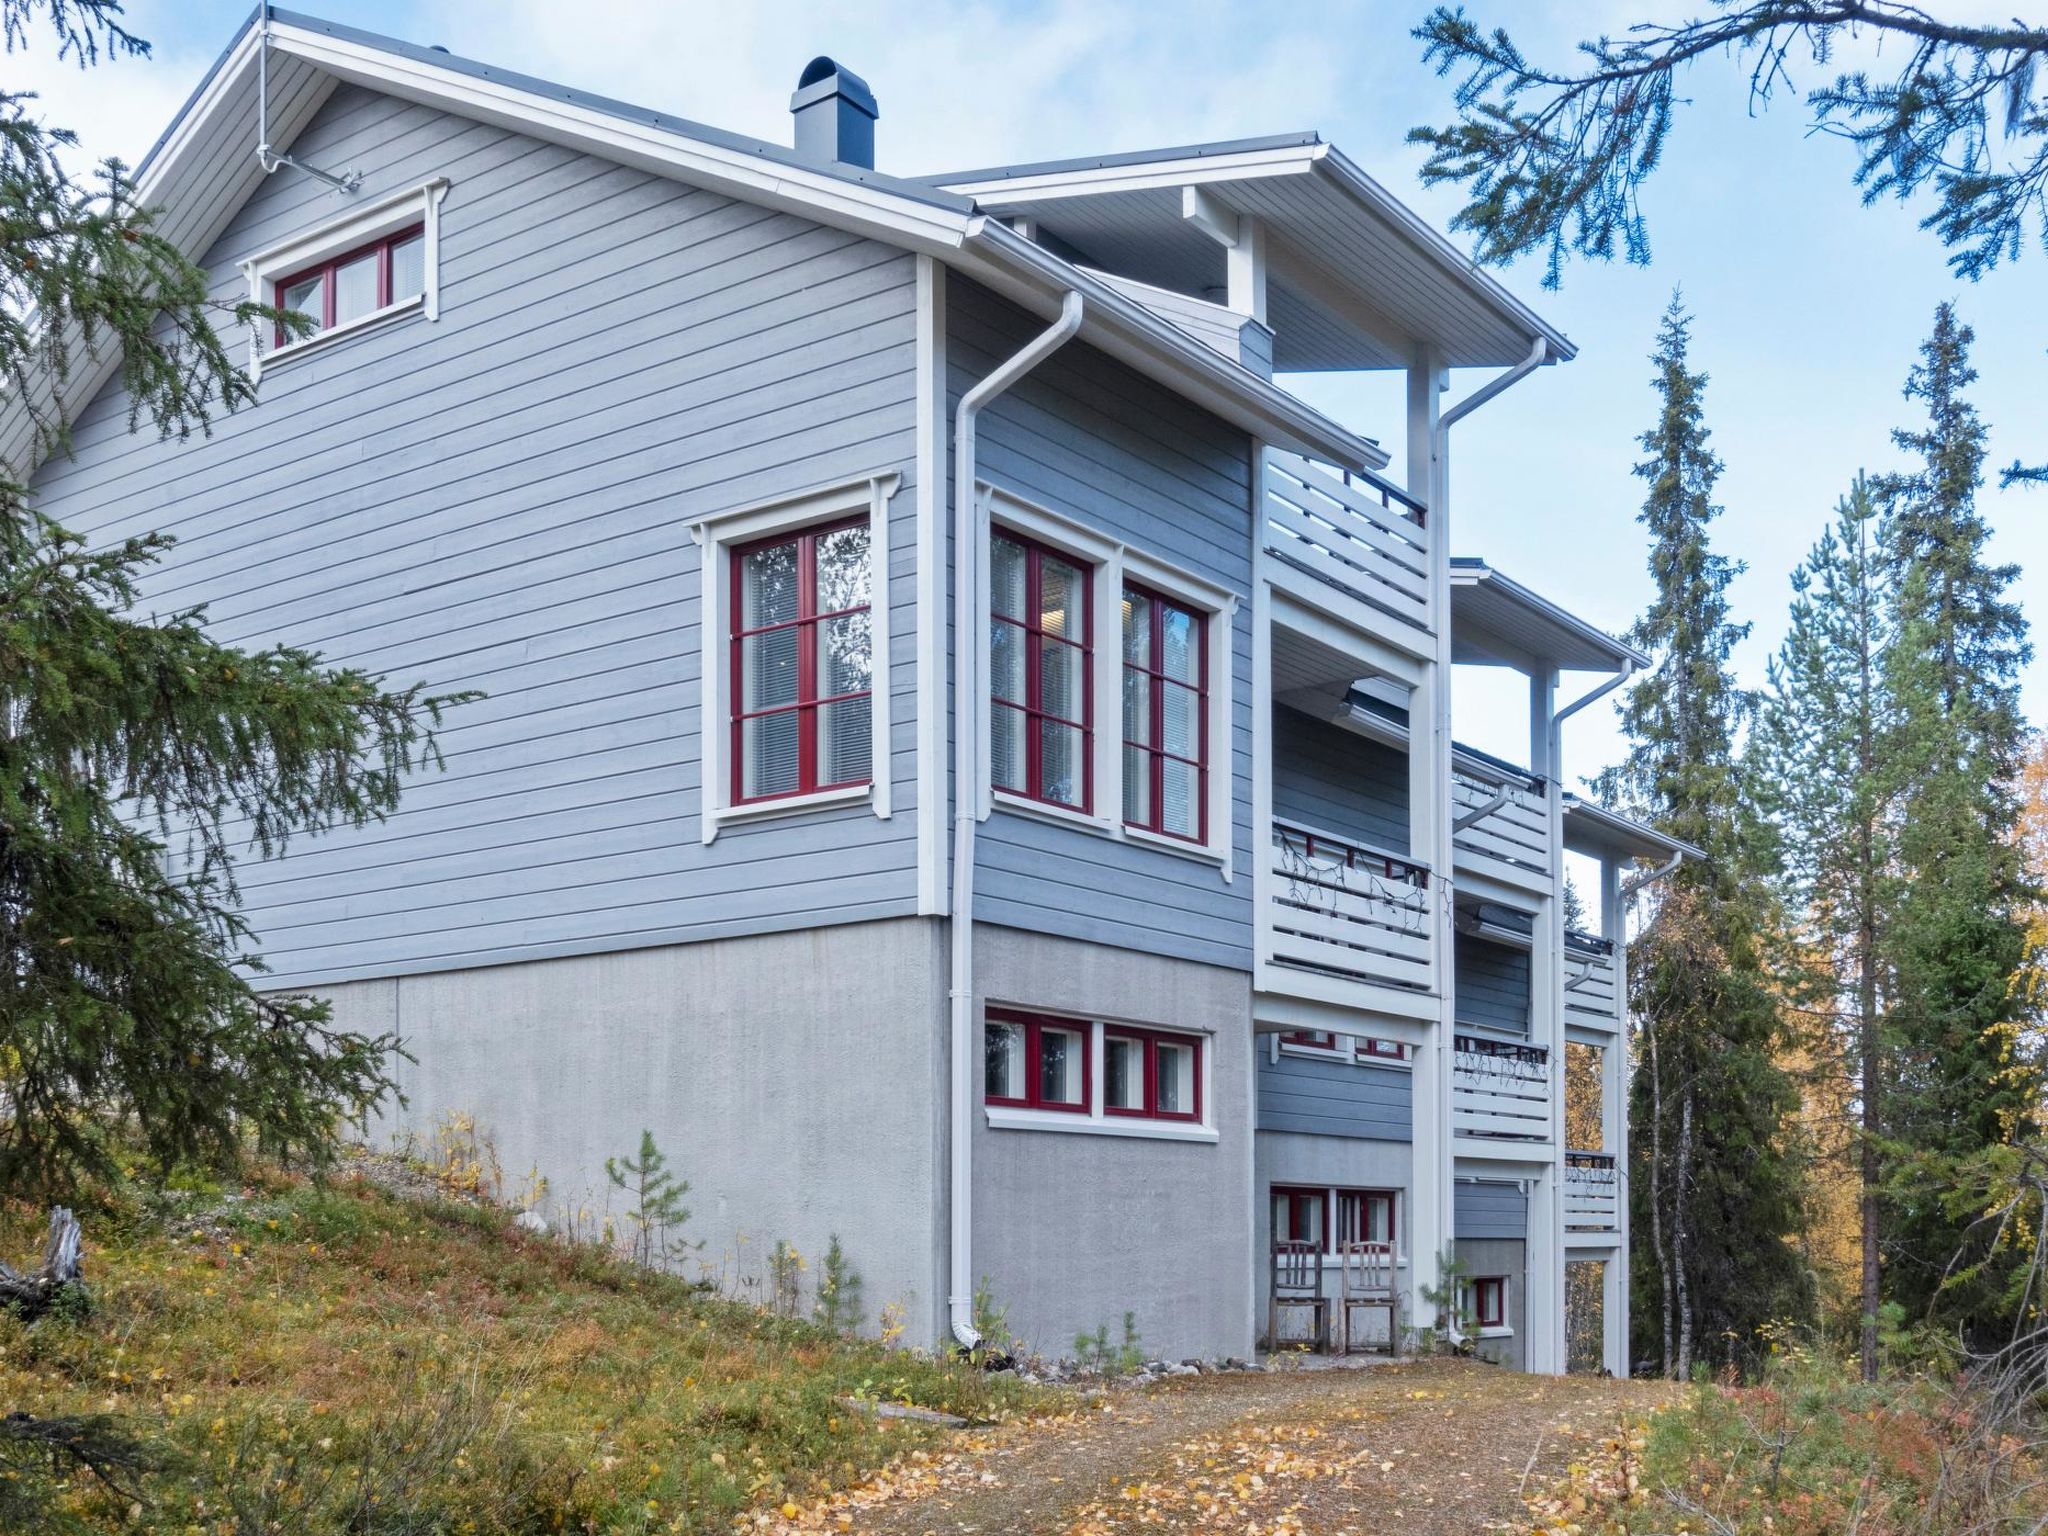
[947,288,1085,1351]
[1440,336,1549,431]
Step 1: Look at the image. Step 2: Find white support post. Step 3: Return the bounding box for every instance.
[1603,855,1630,1376]
[1406,347,1452,1336]
[1529,665,1566,1374]
[1227,215,1268,324]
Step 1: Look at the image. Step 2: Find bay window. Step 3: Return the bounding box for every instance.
[1121,584,1206,841]
[990,531,1092,811]
[731,519,872,803]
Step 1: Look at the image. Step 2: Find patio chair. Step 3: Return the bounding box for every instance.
[1266,1240,1330,1352]
[1337,1239,1400,1355]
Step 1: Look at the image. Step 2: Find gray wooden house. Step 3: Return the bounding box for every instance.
[21,8,1692,1371]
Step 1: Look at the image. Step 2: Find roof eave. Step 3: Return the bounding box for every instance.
[1450,558,1648,672]
[1562,795,1703,863]
[962,218,1383,471]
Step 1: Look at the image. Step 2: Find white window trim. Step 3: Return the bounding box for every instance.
[1272,1035,1416,1071]
[978,482,1239,879]
[693,471,901,844]
[980,1008,1219,1144]
[241,176,450,380]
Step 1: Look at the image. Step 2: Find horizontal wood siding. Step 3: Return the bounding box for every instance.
[1455,933,1531,1036]
[1256,1049,1412,1141]
[1456,1180,1529,1240]
[949,278,1255,971]
[1271,706,1409,856]
[28,84,923,988]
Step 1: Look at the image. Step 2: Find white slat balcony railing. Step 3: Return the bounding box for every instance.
[1565,1151,1620,1232]
[1263,450,1431,637]
[1265,818,1434,994]
[1451,750,1552,881]
[1564,935,1622,1033]
[1452,1034,1551,1141]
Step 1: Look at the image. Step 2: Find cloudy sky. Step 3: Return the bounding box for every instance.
[15,0,2043,783]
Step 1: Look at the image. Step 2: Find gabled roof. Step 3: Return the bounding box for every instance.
[1450,558,1647,673]
[924,135,1576,373]
[5,8,1381,476]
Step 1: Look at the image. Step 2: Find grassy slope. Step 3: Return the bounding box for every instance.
[0,1169,1034,1534]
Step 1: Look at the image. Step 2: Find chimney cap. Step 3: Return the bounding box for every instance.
[790,56,877,122]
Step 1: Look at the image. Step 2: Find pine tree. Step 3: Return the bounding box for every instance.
[1873,305,2038,1344]
[1755,475,1891,1380]
[1600,293,1810,1376]
[0,0,460,1192]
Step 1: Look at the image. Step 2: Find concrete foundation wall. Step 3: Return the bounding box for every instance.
[972,926,1255,1362]
[328,918,947,1341]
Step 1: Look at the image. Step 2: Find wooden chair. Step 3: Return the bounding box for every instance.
[1266,1240,1330,1352]
[1337,1239,1400,1355]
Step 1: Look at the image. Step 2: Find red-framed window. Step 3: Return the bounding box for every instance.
[984,1011,1090,1113]
[1336,1189,1396,1248]
[272,223,426,346]
[1279,1030,1411,1063]
[1121,583,1206,842]
[730,518,872,804]
[990,531,1091,812]
[1102,1025,1202,1122]
[1468,1276,1507,1329]
[1270,1185,1327,1250]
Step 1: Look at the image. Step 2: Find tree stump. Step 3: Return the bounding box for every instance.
[0,1207,84,1318]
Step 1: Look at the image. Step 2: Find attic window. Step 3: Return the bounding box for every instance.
[242,177,449,379]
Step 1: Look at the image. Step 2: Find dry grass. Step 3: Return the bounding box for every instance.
[0,1166,1036,1534]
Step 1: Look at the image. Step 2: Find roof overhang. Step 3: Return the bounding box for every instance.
[2,10,1377,477]
[929,136,1575,373]
[1562,795,1702,864]
[1450,558,1647,673]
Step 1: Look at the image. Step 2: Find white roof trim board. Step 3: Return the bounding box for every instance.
[1,7,1379,476]
[1562,795,1702,863]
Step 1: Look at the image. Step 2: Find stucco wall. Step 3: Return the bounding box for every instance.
[331,917,947,1341]
[1454,1237,1528,1370]
[971,925,1255,1362]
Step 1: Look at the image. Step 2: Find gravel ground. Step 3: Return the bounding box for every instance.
[799,1357,1672,1535]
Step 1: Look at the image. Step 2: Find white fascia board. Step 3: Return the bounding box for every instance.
[940,142,1323,202]
[959,219,1383,472]
[265,21,974,259]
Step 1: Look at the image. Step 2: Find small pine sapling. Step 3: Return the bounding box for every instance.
[604,1131,699,1270]
[814,1234,866,1335]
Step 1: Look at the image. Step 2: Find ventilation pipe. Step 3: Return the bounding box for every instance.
[790,57,878,169]
[948,288,1085,1351]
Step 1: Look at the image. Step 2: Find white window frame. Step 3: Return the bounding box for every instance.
[694,472,900,843]
[977,483,1238,878]
[980,1005,1219,1145]
[241,176,451,380]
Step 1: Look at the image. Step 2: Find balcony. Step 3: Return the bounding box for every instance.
[1452,750,1552,887]
[1564,1151,1620,1233]
[1452,1034,1551,1141]
[1261,818,1435,1008]
[1263,450,1432,650]
[1563,935,1621,1033]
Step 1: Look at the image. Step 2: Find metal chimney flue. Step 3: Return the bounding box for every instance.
[790,57,877,169]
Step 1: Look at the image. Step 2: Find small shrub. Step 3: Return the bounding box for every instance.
[1073,1312,1145,1374]
[768,1239,805,1317]
[815,1234,866,1335]
[970,1274,1016,1362]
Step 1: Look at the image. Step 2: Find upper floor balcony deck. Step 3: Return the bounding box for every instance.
[1262,451,1433,655]
[1451,746,1552,891]
[1564,933,1622,1034]
[1259,816,1437,1020]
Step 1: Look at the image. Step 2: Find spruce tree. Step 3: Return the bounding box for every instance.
[1755,475,1891,1380]
[1873,305,2038,1343]
[0,0,459,1192]
[1600,293,1810,1376]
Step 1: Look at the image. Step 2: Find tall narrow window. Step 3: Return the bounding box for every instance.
[990,532,1091,811]
[731,519,872,803]
[272,224,426,346]
[1121,584,1206,841]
